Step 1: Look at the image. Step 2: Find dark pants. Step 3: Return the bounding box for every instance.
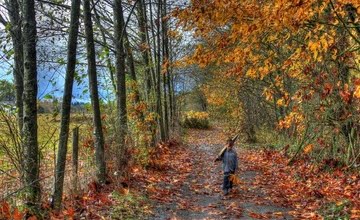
[223,171,235,191]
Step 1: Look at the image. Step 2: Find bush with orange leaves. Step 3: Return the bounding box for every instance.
[181,111,210,129]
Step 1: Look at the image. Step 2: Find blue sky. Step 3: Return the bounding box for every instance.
[0,61,92,103]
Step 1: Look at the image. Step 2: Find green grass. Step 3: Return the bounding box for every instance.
[110,190,152,219]
[320,200,352,219]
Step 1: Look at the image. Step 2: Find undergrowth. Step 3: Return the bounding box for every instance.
[320,200,352,219]
[110,191,152,219]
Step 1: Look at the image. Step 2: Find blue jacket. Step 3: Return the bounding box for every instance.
[221,149,238,173]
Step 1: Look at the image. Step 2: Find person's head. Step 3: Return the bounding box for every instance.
[226,138,234,149]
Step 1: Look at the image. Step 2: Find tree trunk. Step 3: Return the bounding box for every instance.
[169,37,176,127]
[146,1,158,109]
[114,0,128,169]
[148,0,160,103]
[138,0,157,145]
[170,67,176,128]
[84,0,106,183]
[22,0,41,210]
[124,31,141,105]
[162,0,170,138]
[124,30,147,128]
[154,0,165,141]
[137,0,153,103]
[52,0,81,210]
[163,71,169,140]
[167,60,173,128]
[5,0,24,132]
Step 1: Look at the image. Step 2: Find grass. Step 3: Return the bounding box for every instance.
[110,190,152,219]
[0,112,95,200]
[320,200,352,219]
[255,126,292,149]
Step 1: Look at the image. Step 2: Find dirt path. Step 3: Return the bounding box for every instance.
[148,127,293,220]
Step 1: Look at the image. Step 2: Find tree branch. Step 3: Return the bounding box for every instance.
[37,0,71,10]
[0,13,8,26]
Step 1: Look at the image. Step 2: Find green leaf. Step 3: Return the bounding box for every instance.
[43,94,53,100]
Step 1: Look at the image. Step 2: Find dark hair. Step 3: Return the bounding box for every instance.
[226,138,233,145]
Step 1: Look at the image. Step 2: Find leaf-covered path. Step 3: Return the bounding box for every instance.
[146,127,293,219]
[53,126,358,219]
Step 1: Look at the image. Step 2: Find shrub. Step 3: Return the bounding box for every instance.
[181,111,210,129]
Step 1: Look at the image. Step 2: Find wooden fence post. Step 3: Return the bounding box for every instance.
[72,127,79,193]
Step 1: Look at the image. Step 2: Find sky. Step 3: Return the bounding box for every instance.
[0,0,194,103]
[0,59,91,103]
[0,1,90,103]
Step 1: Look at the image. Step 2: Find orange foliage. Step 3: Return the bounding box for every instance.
[174,0,360,132]
[0,201,25,220]
[244,149,360,218]
[303,144,314,154]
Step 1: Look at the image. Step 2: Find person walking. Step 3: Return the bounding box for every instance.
[215,138,238,196]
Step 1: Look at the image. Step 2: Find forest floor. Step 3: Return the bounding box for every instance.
[50,126,359,219]
[132,126,359,220]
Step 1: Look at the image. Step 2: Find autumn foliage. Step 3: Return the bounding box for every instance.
[1,0,360,218]
[175,0,360,165]
[243,148,360,219]
[181,110,210,128]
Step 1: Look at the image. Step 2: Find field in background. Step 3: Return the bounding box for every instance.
[0,113,98,203]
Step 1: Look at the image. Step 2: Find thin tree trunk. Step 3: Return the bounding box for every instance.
[162,72,169,138]
[149,0,159,98]
[170,70,176,127]
[5,0,24,132]
[154,0,165,141]
[124,31,141,105]
[52,0,81,210]
[162,74,169,139]
[140,0,157,145]
[161,0,170,138]
[167,67,173,129]
[22,0,41,210]
[124,27,145,125]
[146,2,157,104]
[169,37,176,128]
[167,37,174,129]
[84,0,106,183]
[114,0,128,169]
[161,29,169,140]
[137,0,152,102]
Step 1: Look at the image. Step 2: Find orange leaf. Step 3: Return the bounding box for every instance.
[64,207,75,218]
[0,201,10,218]
[351,209,360,219]
[303,144,314,154]
[354,85,360,99]
[248,211,268,219]
[339,84,351,103]
[12,208,23,220]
